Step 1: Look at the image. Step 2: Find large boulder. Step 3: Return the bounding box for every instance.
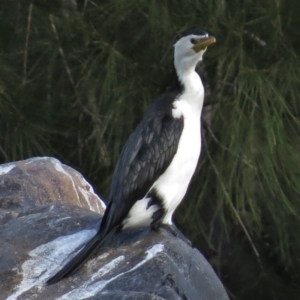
[0,157,229,300]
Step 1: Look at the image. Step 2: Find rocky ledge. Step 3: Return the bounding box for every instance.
[0,157,229,300]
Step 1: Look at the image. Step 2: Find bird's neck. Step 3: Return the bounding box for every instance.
[176,65,204,111]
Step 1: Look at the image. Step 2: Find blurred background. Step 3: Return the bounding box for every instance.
[0,0,300,298]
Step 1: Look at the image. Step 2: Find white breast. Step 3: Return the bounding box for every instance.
[154,99,202,225]
[154,71,204,225]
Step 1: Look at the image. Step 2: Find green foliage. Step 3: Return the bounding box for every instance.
[0,0,300,298]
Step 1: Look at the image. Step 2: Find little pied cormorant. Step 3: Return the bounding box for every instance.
[46,29,216,285]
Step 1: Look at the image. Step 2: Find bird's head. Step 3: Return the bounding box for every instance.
[174,29,216,74]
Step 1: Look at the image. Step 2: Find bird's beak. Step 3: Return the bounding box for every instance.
[193,36,216,52]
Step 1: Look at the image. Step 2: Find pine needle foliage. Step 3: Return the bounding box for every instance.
[0,0,300,298]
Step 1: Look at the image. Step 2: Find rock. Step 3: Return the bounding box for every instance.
[0,157,229,300]
[0,156,105,225]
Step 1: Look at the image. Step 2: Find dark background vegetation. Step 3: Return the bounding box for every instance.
[0,0,300,299]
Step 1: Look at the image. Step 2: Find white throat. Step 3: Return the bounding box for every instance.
[174,59,204,112]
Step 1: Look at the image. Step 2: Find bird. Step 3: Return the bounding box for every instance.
[46,28,216,285]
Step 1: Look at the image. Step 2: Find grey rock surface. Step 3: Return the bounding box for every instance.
[0,156,105,222]
[0,157,229,300]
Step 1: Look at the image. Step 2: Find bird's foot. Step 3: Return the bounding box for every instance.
[159,224,192,246]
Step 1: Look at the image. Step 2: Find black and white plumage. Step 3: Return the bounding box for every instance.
[46,29,216,285]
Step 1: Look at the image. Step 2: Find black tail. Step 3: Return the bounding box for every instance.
[46,229,116,285]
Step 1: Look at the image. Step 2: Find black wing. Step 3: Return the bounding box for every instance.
[100,92,184,236]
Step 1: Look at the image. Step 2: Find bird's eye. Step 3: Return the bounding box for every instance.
[190,38,196,44]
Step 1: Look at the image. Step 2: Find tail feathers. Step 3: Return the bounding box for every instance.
[46,229,116,285]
